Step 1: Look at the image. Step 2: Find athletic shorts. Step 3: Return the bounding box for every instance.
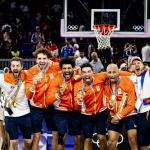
[108,115,137,133]
[5,113,32,140]
[137,111,150,146]
[54,110,82,135]
[81,109,108,139]
[68,110,82,135]
[30,105,57,133]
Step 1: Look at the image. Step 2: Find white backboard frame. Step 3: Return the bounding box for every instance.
[91,9,120,31]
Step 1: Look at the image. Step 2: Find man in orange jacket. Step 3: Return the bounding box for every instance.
[105,63,138,150]
[74,63,108,150]
[25,48,60,150]
[49,58,82,150]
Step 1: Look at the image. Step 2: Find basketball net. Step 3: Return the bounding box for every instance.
[93,24,116,50]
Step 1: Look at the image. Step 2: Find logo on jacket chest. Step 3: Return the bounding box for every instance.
[96,86,100,92]
[118,88,122,94]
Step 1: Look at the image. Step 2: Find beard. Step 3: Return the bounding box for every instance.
[63,72,73,80]
[12,70,20,78]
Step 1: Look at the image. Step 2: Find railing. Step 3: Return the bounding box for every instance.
[0,59,36,69]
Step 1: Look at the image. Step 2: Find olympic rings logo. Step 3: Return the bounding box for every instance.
[132,25,144,32]
[67,25,78,31]
[92,132,124,147]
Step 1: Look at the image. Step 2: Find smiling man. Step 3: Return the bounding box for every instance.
[104,63,138,150]
[49,58,82,150]
[0,57,32,150]
[74,63,108,150]
[129,56,150,150]
[25,48,60,150]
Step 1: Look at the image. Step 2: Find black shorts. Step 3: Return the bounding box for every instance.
[30,105,57,133]
[5,113,32,140]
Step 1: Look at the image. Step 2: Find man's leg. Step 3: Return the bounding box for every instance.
[84,138,92,150]
[45,105,59,150]
[97,134,107,150]
[81,114,94,150]
[30,106,44,150]
[125,115,138,150]
[96,110,108,150]
[73,135,82,150]
[52,131,58,150]
[31,132,41,150]
[19,114,32,150]
[108,131,120,150]
[107,117,123,150]
[137,112,150,150]
[127,129,138,150]
[9,140,18,150]
[4,117,18,150]
[22,139,32,150]
[53,111,68,150]
[68,111,82,150]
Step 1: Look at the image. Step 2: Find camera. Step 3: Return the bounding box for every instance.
[5,107,13,115]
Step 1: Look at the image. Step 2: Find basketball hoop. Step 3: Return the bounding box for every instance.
[93,24,116,50]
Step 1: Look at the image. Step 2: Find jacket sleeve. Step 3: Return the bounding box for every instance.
[24,69,35,99]
[117,79,136,119]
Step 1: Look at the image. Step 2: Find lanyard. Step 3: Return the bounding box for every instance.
[110,77,120,96]
[81,80,93,93]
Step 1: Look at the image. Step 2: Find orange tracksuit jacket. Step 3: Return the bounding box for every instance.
[104,77,136,119]
[4,70,26,84]
[74,73,107,115]
[48,72,77,111]
[25,62,60,108]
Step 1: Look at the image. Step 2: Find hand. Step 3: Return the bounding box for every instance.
[59,86,65,95]
[77,90,84,105]
[55,90,60,99]
[111,115,120,124]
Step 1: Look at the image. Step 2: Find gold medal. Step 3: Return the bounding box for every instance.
[110,94,116,107]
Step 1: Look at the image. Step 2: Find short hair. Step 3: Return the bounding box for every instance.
[33,48,51,58]
[81,63,94,71]
[106,63,119,72]
[59,58,75,69]
[10,57,23,66]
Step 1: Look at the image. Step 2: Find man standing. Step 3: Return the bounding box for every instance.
[74,63,108,150]
[49,58,82,150]
[128,56,150,150]
[25,48,60,150]
[0,57,32,150]
[90,52,104,73]
[105,63,138,150]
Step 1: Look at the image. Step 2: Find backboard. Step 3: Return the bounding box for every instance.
[62,0,149,38]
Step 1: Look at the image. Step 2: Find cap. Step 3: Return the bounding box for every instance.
[128,56,142,67]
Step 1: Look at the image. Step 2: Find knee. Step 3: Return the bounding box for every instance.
[128,136,137,145]
[108,139,117,148]
[32,133,41,142]
[74,135,81,143]
[23,139,32,145]
[52,131,58,141]
[10,140,18,148]
[97,135,106,143]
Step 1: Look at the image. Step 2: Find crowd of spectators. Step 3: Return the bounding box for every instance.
[0,0,149,70]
